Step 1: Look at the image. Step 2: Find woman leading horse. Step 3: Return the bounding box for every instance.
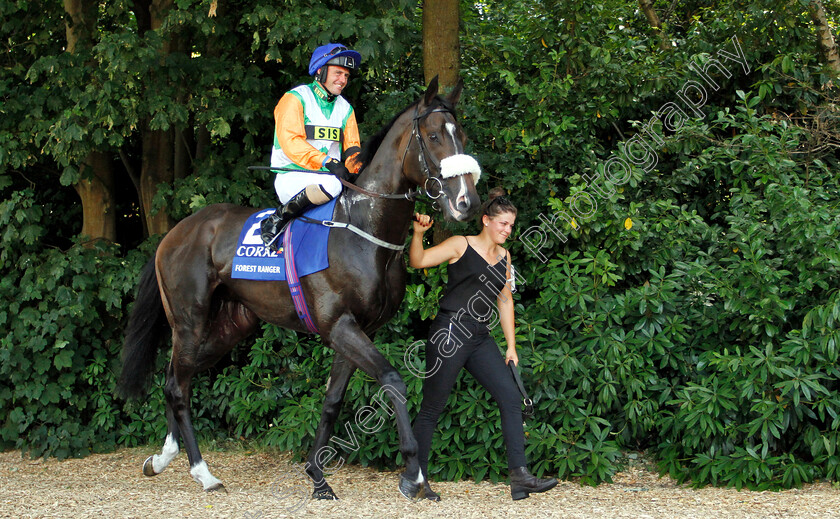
[117,77,480,499]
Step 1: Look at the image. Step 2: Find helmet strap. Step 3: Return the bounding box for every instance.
[316,66,329,84]
[314,71,337,103]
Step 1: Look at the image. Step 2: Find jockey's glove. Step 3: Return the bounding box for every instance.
[325,159,351,182]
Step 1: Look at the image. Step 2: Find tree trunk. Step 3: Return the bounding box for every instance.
[173,33,192,181]
[638,0,672,51]
[808,0,840,73]
[74,152,116,243]
[140,126,175,235]
[196,125,211,163]
[422,0,460,90]
[423,0,460,245]
[64,0,117,245]
[136,0,177,235]
[64,0,91,53]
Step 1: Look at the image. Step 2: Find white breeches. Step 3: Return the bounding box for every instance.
[274,172,342,204]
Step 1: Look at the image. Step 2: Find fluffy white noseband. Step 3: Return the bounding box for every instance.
[440,154,481,185]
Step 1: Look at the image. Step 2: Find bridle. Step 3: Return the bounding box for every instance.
[403,104,457,200]
[341,103,456,201]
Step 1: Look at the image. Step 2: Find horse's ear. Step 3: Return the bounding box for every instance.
[445,78,463,106]
[423,75,440,106]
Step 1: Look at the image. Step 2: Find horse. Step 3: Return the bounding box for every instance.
[117,77,481,499]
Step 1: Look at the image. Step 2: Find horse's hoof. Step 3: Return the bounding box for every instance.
[398,473,425,500]
[423,480,441,501]
[313,488,338,500]
[206,483,227,493]
[142,456,157,477]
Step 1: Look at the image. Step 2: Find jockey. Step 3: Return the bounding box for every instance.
[260,42,363,249]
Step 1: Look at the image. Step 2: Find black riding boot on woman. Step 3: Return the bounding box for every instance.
[509,466,558,500]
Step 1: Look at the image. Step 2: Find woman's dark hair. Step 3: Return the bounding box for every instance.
[481,187,517,219]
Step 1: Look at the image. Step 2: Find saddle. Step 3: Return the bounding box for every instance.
[232,200,340,335]
[231,199,338,282]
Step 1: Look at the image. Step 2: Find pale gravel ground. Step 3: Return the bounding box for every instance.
[0,447,838,518]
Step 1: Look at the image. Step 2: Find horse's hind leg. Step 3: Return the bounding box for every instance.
[143,361,181,477]
[160,277,257,491]
[327,316,425,498]
[173,301,258,491]
[305,352,355,500]
[164,355,227,492]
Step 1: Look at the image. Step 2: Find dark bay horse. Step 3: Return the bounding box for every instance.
[117,77,481,498]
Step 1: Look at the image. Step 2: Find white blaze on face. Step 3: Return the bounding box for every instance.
[453,174,470,217]
[445,122,462,153]
[438,154,481,221]
[457,175,468,202]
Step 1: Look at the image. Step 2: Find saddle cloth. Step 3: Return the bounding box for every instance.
[231,199,337,281]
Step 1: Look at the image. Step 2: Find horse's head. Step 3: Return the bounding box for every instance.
[403,77,481,222]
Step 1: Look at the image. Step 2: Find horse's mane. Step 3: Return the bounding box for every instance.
[356,94,456,173]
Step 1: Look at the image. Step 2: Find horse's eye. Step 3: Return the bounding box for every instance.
[429,133,438,141]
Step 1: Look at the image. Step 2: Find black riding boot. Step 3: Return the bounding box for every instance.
[260,189,314,251]
[509,466,558,501]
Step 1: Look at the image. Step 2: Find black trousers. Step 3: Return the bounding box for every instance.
[413,314,527,478]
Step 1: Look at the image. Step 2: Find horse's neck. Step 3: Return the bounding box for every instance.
[355,125,412,198]
[348,167,414,247]
[349,124,415,245]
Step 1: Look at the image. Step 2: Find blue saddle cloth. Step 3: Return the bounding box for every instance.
[231,199,336,281]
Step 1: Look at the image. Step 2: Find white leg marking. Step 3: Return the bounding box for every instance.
[190,460,224,490]
[152,433,179,473]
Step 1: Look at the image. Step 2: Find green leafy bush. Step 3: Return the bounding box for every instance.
[0,189,144,457]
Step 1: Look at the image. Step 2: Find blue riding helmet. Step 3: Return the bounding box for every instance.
[308,43,362,76]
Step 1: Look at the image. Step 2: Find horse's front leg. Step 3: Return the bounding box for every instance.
[305,352,355,499]
[327,315,425,499]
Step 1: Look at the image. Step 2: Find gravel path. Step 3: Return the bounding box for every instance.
[1,447,837,518]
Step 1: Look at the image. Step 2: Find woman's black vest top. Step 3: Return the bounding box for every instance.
[439,238,508,320]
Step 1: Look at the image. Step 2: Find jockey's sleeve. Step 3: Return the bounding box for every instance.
[343,111,362,174]
[273,93,327,171]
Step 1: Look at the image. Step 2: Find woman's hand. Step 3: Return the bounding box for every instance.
[413,213,433,234]
[505,347,519,366]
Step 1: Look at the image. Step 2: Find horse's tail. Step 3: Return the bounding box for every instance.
[117,255,170,401]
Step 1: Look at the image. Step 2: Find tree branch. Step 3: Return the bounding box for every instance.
[638,0,672,51]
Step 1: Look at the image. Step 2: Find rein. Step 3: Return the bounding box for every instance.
[246,167,411,250]
[338,178,421,200]
[248,167,426,201]
[296,215,406,251]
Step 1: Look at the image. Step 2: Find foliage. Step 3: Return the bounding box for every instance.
[0,188,146,457]
[0,0,839,492]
